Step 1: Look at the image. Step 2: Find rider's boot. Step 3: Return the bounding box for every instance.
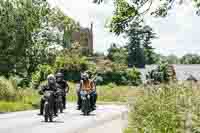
[38,99,44,115]
[62,96,66,109]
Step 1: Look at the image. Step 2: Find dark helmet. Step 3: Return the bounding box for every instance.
[55,72,64,78]
[55,72,64,82]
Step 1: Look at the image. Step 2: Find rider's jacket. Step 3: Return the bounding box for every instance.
[56,80,69,93]
[80,79,95,92]
[39,84,57,95]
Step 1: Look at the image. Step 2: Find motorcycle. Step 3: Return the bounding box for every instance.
[43,90,55,122]
[56,88,64,113]
[80,90,92,116]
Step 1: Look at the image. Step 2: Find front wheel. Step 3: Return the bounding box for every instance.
[44,102,49,122]
[60,103,63,113]
[82,99,90,116]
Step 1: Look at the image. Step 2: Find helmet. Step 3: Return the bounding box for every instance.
[55,72,64,78]
[82,72,89,81]
[55,72,64,82]
[47,74,56,85]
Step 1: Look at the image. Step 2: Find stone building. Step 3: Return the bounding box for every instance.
[71,23,93,54]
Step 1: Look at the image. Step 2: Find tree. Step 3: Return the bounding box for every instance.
[126,23,156,68]
[0,0,78,80]
[0,0,50,76]
[166,54,180,64]
[180,54,200,64]
[48,7,79,48]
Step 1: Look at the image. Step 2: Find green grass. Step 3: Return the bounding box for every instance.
[0,89,40,112]
[67,82,143,103]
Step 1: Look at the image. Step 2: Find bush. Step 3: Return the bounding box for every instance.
[54,52,93,81]
[126,68,142,85]
[0,77,16,101]
[146,62,176,84]
[97,63,142,85]
[31,64,54,89]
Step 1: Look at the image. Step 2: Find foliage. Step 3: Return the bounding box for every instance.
[126,24,156,68]
[31,64,54,89]
[0,76,39,105]
[54,48,93,81]
[97,0,200,32]
[146,62,176,84]
[0,0,78,83]
[0,77,16,101]
[0,0,51,76]
[107,43,128,64]
[96,62,142,85]
[180,54,200,64]
[125,83,200,133]
[48,7,79,48]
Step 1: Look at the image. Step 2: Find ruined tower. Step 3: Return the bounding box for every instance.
[71,22,94,55]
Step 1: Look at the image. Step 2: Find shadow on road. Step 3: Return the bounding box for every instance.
[80,113,96,116]
[41,120,65,123]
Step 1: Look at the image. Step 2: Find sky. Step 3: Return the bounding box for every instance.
[48,0,200,57]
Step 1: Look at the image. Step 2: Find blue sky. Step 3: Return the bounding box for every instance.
[48,0,200,57]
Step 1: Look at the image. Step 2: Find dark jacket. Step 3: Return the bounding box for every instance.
[56,80,69,93]
[39,84,57,95]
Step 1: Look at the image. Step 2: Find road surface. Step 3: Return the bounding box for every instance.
[0,104,128,133]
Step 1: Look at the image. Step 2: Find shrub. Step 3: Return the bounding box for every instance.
[146,62,176,84]
[31,64,54,89]
[126,68,142,85]
[97,63,142,85]
[0,77,16,101]
[54,52,93,81]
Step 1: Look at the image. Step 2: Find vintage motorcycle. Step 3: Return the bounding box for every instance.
[80,90,92,116]
[43,90,55,122]
[56,88,64,113]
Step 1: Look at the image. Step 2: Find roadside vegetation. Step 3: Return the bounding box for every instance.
[0,77,39,112]
[125,82,200,133]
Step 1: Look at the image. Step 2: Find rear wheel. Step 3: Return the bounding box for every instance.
[49,114,53,122]
[44,115,48,122]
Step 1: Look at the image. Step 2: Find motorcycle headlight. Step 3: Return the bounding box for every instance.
[81,96,86,100]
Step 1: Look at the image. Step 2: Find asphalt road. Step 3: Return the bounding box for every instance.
[0,103,128,133]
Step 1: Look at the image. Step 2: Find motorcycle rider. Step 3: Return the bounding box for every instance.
[55,72,69,109]
[38,74,57,116]
[77,72,96,110]
[87,71,98,109]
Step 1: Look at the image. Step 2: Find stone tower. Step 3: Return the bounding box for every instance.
[71,22,94,55]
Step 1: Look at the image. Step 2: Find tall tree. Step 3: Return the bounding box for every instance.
[125,23,156,68]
